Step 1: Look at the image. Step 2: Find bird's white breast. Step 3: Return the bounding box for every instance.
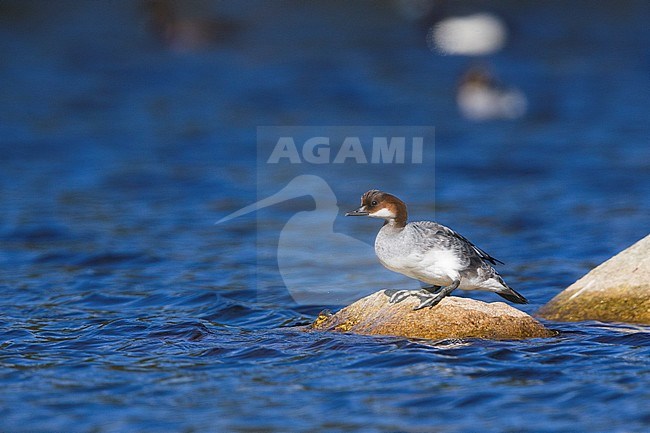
[374,224,461,285]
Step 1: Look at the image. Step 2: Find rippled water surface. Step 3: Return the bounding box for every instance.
[2,1,650,432]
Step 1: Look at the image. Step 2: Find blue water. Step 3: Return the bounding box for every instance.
[2,1,650,432]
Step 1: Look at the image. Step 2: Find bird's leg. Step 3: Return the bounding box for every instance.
[420,285,443,294]
[413,279,460,310]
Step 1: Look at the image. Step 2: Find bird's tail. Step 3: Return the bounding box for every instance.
[497,287,528,304]
[492,273,528,304]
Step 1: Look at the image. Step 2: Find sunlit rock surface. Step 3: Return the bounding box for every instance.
[538,234,650,324]
[311,291,555,340]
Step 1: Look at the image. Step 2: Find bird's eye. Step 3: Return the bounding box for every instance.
[371,200,378,206]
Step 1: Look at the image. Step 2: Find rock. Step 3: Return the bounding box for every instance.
[310,290,555,340]
[538,234,650,324]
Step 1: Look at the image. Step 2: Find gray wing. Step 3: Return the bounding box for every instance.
[409,221,504,266]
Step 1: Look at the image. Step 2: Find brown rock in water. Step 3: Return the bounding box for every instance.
[310,291,555,340]
[538,234,650,324]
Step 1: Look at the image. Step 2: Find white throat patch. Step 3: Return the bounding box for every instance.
[369,207,395,219]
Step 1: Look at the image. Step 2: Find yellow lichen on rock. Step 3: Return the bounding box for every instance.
[538,234,650,324]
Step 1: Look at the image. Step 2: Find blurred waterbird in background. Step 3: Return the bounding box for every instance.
[457,65,528,121]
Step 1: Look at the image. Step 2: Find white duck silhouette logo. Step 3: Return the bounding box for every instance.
[216,174,412,305]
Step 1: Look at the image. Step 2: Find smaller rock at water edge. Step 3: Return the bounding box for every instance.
[537,234,650,324]
[310,290,555,340]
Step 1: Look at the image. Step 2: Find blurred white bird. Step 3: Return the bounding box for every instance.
[457,65,527,121]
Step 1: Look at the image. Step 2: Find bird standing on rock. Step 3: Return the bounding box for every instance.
[346,190,527,310]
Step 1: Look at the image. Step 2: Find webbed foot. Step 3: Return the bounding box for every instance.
[388,289,418,304]
[413,292,445,310]
[389,287,443,305]
[412,280,461,310]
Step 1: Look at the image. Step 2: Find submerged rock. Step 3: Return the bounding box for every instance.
[310,290,555,340]
[538,234,650,324]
